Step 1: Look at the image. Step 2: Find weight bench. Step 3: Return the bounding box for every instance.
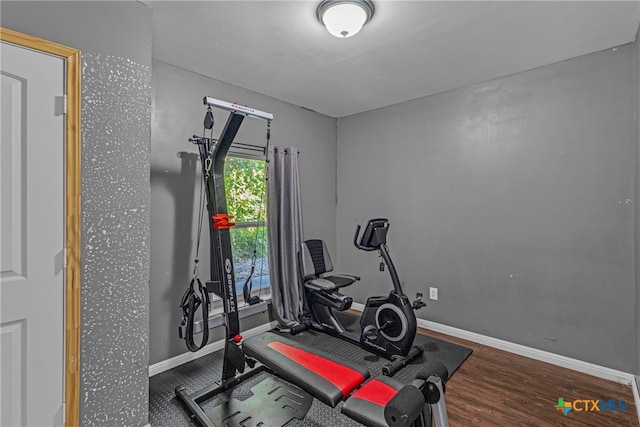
[243,332,449,427]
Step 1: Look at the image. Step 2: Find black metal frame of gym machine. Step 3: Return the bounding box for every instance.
[175,97,280,427]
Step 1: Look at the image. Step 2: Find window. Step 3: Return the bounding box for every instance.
[224,156,270,302]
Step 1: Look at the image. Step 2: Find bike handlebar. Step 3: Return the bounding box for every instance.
[353,224,376,251]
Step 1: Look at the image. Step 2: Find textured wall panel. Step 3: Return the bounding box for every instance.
[81,53,151,426]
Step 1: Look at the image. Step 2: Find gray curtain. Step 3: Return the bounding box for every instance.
[267,146,304,328]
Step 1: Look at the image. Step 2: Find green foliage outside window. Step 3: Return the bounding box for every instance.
[224,157,268,269]
[225,157,266,223]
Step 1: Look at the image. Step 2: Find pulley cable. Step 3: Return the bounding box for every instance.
[179,108,216,352]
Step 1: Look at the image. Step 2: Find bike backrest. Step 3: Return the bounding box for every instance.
[300,239,334,280]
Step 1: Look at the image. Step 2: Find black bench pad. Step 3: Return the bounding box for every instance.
[243,332,370,407]
[341,376,405,427]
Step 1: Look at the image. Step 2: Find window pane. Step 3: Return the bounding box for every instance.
[223,155,270,302]
[230,226,270,291]
[224,157,267,223]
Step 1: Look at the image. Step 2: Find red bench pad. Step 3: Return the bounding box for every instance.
[243,332,370,407]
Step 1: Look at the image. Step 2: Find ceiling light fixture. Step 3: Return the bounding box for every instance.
[316,0,375,38]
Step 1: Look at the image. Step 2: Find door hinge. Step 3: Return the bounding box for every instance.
[63,248,67,269]
[62,402,66,426]
[63,94,67,115]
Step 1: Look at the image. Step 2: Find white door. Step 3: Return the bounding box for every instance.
[1,41,65,427]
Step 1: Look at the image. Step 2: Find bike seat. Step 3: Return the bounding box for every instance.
[305,274,359,291]
[300,239,360,290]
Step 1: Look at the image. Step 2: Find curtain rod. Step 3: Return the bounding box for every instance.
[271,147,300,155]
[221,142,302,157]
[230,144,302,155]
[232,141,264,150]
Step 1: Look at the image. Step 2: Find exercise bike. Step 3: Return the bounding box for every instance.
[299,218,426,374]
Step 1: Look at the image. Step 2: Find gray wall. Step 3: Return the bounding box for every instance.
[336,45,637,373]
[150,60,337,364]
[635,25,640,376]
[1,2,152,426]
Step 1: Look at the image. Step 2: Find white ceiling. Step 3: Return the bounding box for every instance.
[152,1,640,118]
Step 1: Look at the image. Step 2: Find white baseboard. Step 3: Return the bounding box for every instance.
[149,321,279,377]
[417,318,635,385]
[350,302,634,385]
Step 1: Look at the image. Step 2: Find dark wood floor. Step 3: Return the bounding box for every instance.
[419,328,638,427]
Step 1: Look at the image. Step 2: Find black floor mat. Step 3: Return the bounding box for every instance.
[149,320,472,426]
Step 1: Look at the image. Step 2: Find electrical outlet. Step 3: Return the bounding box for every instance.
[429,287,438,301]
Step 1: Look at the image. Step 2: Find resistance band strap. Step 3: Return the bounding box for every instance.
[242,256,263,306]
[179,277,210,352]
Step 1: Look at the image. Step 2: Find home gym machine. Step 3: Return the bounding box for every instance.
[175,97,450,427]
[300,218,426,375]
[176,97,303,426]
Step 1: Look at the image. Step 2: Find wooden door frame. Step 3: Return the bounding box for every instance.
[0,27,81,427]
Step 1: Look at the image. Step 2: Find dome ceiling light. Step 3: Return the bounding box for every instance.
[316,0,375,38]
